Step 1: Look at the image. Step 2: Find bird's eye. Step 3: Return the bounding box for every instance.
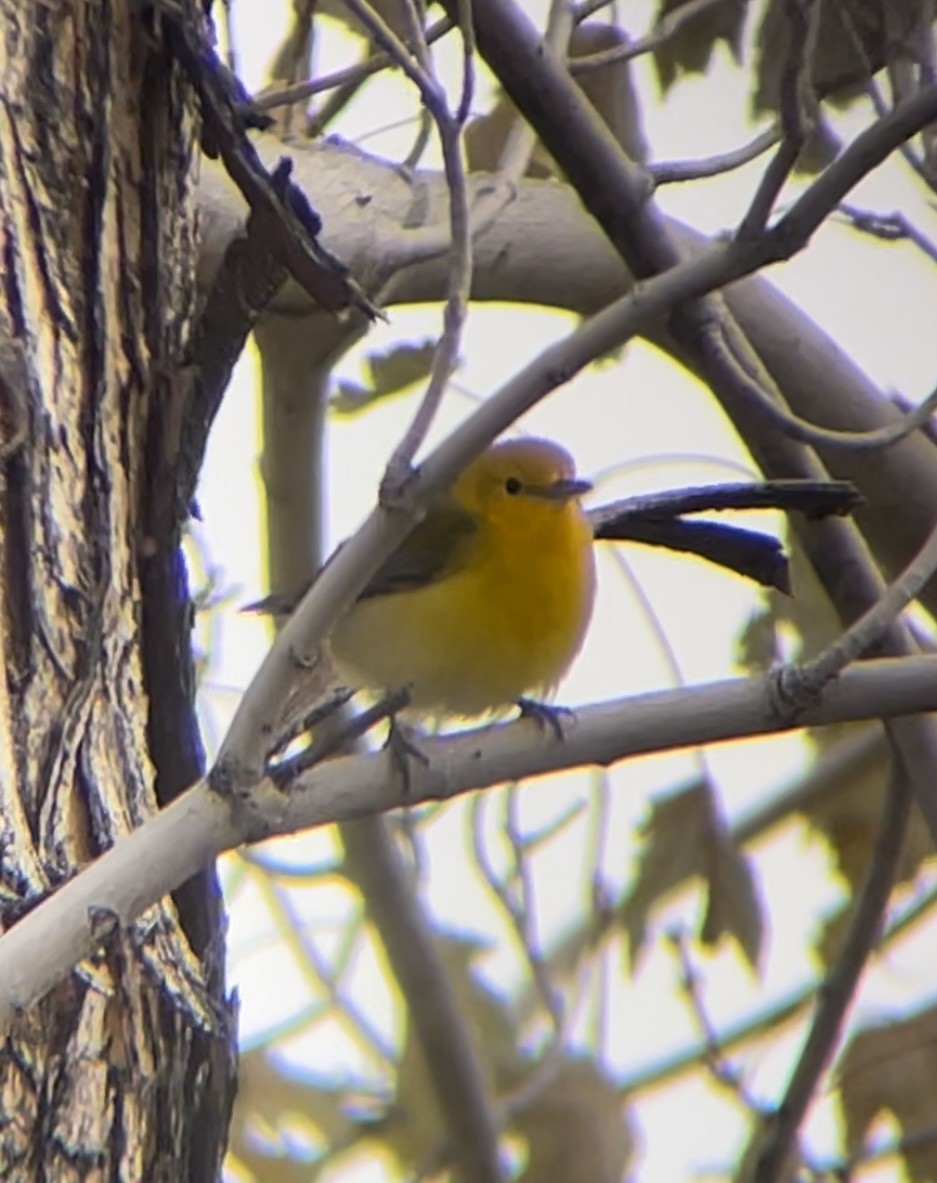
[504,476,522,495]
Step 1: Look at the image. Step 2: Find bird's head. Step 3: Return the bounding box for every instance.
[454,438,592,535]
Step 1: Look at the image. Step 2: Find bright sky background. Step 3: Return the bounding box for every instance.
[195,3,937,1180]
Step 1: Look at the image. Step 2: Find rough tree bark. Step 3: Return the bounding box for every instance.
[0,3,235,1179]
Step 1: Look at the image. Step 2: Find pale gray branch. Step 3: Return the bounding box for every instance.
[5,654,937,1028]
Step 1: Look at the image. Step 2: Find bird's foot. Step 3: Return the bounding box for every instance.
[515,697,574,740]
[385,715,429,793]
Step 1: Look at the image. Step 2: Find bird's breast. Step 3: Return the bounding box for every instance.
[329,506,596,717]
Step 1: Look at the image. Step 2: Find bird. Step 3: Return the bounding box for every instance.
[251,437,597,722]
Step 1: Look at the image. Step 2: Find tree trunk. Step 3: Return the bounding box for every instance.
[0,3,235,1178]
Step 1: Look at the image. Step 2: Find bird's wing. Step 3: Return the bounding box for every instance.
[358,496,479,599]
[242,497,478,615]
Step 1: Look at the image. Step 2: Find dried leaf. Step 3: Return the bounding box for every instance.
[514,1058,635,1183]
[735,594,783,673]
[366,340,437,396]
[803,729,933,897]
[332,341,437,415]
[620,778,765,971]
[839,1004,937,1181]
[753,0,927,113]
[236,1047,359,1145]
[653,0,748,93]
[812,901,852,971]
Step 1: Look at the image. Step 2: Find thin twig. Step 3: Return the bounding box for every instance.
[397,0,433,72]
[380,0,475,481]
[253,18,454,113]
[249,870,396,1065]
[701,323,937,452]
[839,2,936,191]
[455,0,476,125]
[783,511,937,703]
[219,0,237,74]
[836,201,937,267]
[620,872,937,1097]
[340,0,446,108]
[668,928,764,1111]
[341,816,507,1183]
[569,0,730,74]
[573,0,615,21]
[651,125,780,186]
[746,769,912,1182]
[471,793,564,1033]
[736,0,821,239]
[270,690,408,785]
[402,106,435,170]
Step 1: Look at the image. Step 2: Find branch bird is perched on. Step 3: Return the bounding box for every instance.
[252,438,597,720]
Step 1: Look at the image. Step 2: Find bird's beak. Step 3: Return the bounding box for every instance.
[530,477,593,501]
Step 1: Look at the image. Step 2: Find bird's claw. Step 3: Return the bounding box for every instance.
[385,715,429,793]
[515,697,573,740]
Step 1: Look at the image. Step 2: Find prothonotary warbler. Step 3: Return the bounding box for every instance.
[255,438,596,720]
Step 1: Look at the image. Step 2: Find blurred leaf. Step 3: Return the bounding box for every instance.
[770,531,842,661]
[753,0,928,153]
[332,341,437,415]
[367,339,437,395]
[735,593,783,673]
[466,94,553,177]
[466,21,648,176]
[812,900,852,970]
[733,528,841,678]
[653,0,748,93]
[840,1002,937,1181]
[230,1047,377,1182]
[514,1058,635,1183]
[232,1149,324,1183]
[620,778,765,971]
[387,932,527,1167]
[237,1047,362,1144]
[803,729,933,900]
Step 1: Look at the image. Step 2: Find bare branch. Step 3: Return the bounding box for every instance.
[471,792,565,1033]
[736,0,821,240]
[700,324,937,452]
[6,654,937,1030]
[340,816,507,1183]
[651,125,780,187]
[784,512,937,701]
[340,0,446,109]
[569,0,731,74]
[743,769,911,1182]
[837,201,937,267]
[620,873,937,1096]
[252,18,454,115]
[669,929,763,1110]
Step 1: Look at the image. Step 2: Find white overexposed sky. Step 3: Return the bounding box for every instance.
[198,3,937,1180]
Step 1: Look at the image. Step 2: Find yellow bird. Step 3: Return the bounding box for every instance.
[256,438,596,720]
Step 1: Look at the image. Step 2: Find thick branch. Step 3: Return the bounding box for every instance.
[5,654,937,1027]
